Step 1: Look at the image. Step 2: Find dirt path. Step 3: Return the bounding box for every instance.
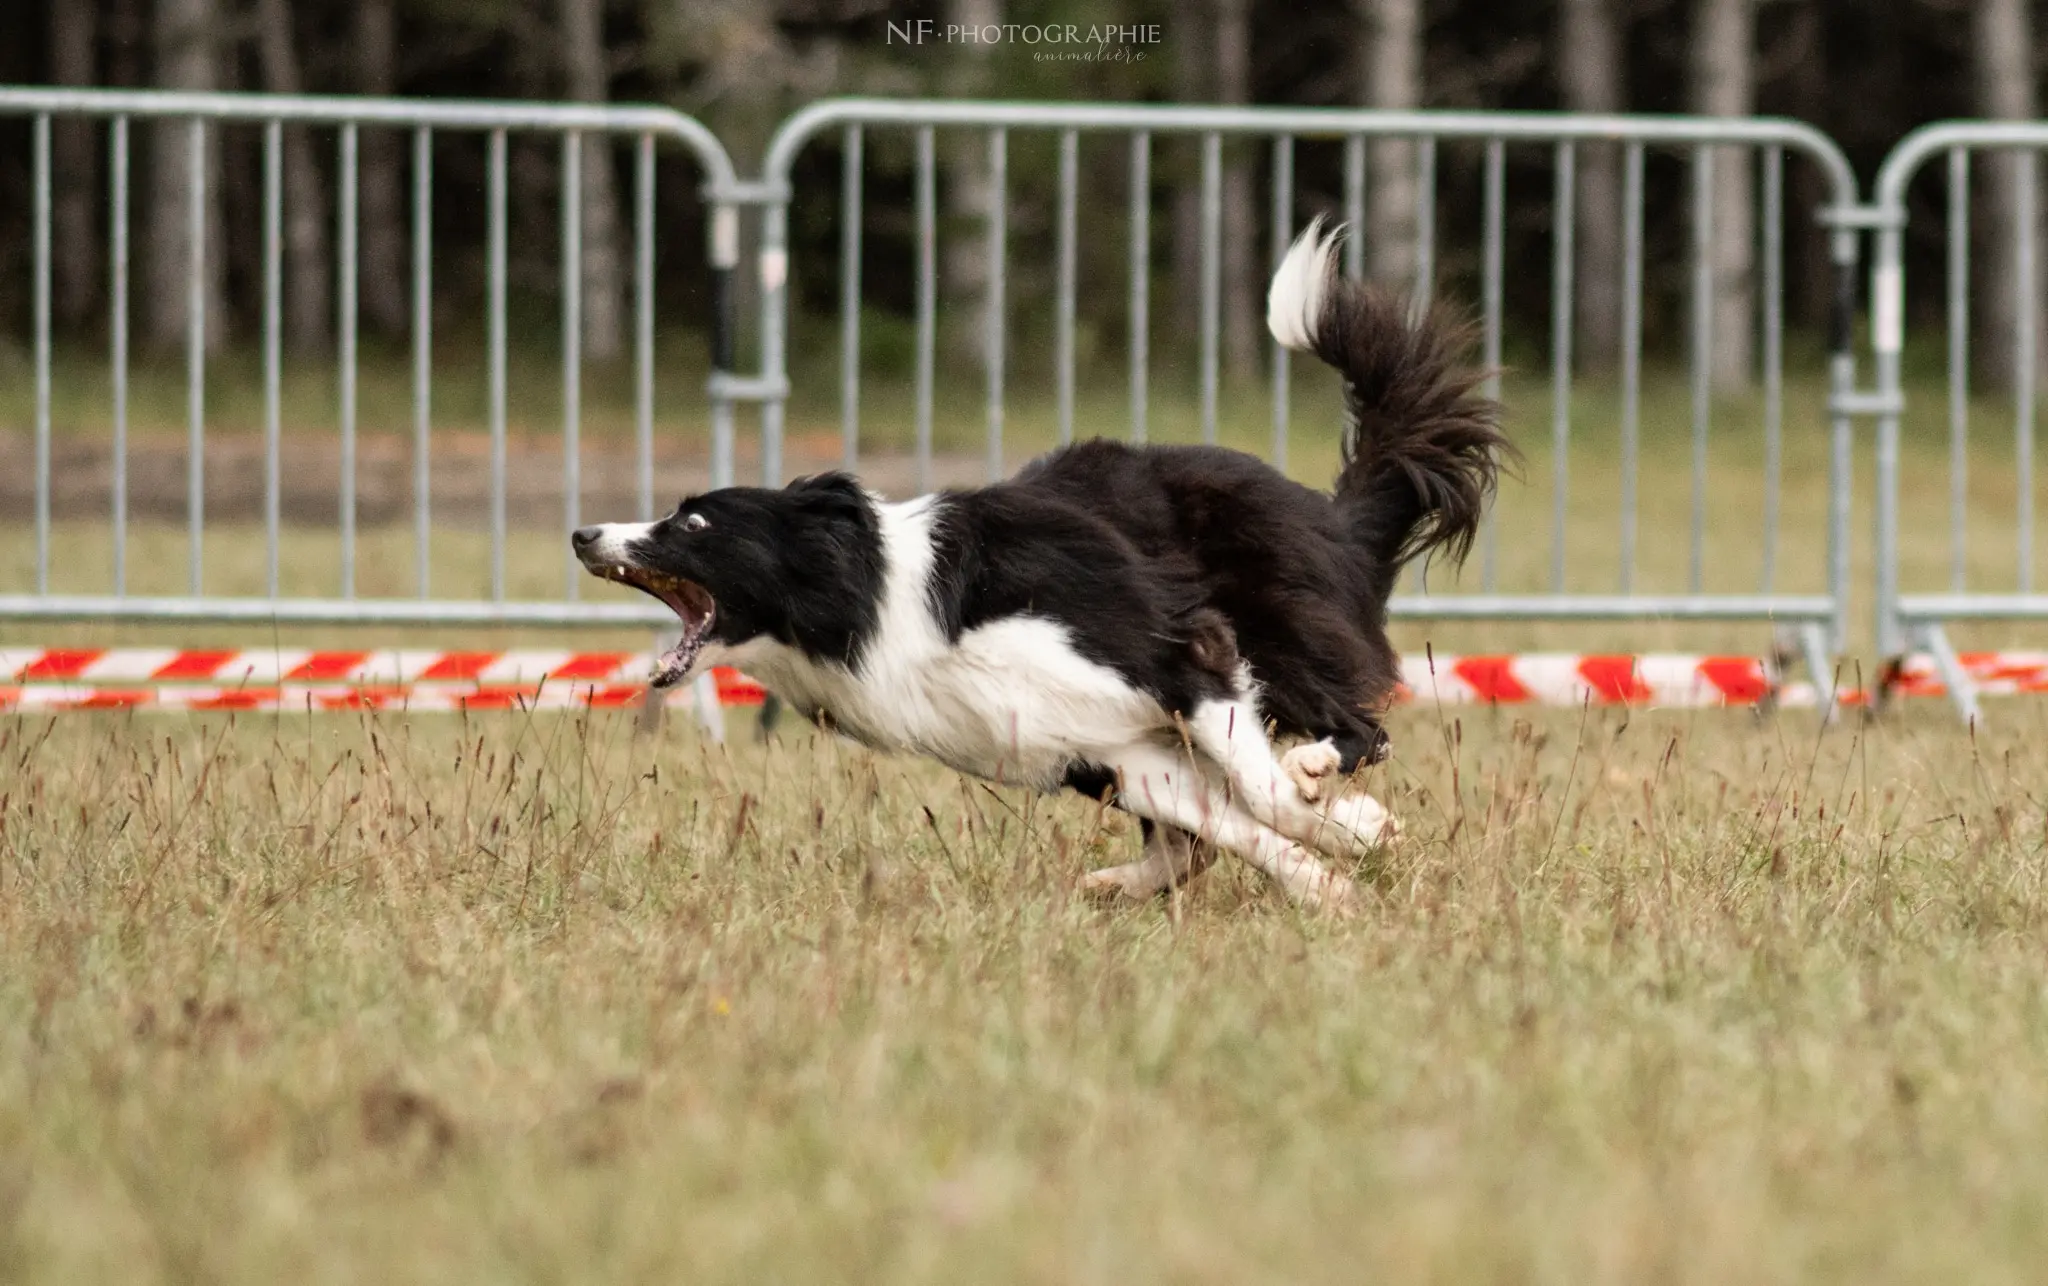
[0,430,993,527]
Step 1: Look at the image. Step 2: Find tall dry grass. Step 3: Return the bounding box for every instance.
[4,701,2047,1282]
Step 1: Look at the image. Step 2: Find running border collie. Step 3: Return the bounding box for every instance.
[572,221,1508,910]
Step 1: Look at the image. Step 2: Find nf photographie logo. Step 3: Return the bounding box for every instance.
[885,20,1160,61]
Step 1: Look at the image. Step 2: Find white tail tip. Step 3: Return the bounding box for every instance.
[1266,217,1343,352]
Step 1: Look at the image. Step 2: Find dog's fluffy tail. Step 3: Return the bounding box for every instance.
[1267,218,1510,585]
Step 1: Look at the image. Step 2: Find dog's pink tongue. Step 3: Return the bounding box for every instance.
[650,636,698,689]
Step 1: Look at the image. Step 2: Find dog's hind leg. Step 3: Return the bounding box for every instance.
[1095,742,1354,910]
[1079,820,1216,901]
[1186,697,1400,861]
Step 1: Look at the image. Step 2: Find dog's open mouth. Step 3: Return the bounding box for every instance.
[595,564,716,688]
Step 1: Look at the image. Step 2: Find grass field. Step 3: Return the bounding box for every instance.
[9,333,2048,1279]
[6,702,2048,1282]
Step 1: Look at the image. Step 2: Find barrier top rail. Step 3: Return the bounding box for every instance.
[1871,120,2048,207]
[0,86,738,191]
[760,98,1859,205]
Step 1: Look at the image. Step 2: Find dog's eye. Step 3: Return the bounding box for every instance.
[683,513,709,533]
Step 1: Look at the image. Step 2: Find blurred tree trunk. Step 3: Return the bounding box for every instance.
[1170,1,1209,344]
[943,0,1000,365]
[1558,0,1622,368]
[1360,0,1420,291]
[356,0,409,337]
[50,0,100,327]
[107,0,144,88]
[1976,0,2039,391]
[1216,0,1257,380]
[148,0,227,353]
[1780,4,1832,332]
[1692,0,1754,390]
[560,0,625,362]
[255,0,330,351]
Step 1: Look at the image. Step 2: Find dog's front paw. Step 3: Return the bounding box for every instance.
[1280,739,1344,803]
[1079,862,1169,902]
[1324,791,1401,850]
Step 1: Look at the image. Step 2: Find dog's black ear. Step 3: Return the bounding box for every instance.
[786,472,864,499]
[784,472,874,527]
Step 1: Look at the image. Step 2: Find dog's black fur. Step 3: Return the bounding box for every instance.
[582,254,1507,793]
[1027,283,1508,779]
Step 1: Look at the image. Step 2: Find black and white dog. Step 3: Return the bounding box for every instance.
[573,221,1507,909]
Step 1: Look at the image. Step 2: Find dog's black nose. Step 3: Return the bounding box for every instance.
[571,526,601,552]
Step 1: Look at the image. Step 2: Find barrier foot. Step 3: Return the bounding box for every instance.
[691,670,727,744]
[1919,625,1984,728]
[1796,623,1840,725]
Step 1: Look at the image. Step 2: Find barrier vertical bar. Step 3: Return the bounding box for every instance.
[1620,142,1643,595]
[1948,146,1969,592]
[1056,128,1078,447]
[986,127,1007,481]
[110,116,129,597]
[1761,144,1783,593]
[840,124,862,470]
[2019,149,2037,592]
[263,121,282,597]
[1270,134,1293,472]
[1129,131,1150,444]
[1343,135,1365,281]
[1481,138,1504,592]
[339,124,359,599]
[1200,131,1221,445]
[634,132,654,520]
[914,125,935,494]
[187,117,207,595]
[1409,135,1441,589]
[1873,213,1904,660]
[1551,141,1575,593]
[561,132,583,599]
[414,127,434,592]
[1689,144,1713,595]
[33,114,50,595]
[708,199,737,492]
[1414,136,1437,314]
[1828,220,1860,664]
[488,128,507,601]
[761,178,790,489]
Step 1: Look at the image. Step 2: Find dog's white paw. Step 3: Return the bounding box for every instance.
[1276,856,1358,914]
[1280,739,1344,804]
[1325,791,1400,849]
[1079,861,1171,902]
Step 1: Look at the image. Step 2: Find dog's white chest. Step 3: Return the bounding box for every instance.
[722,616,1161,788]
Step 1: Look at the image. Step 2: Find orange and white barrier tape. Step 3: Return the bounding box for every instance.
[0,647,645,686]
[0,647,1777,714]
[1878,651,2048,700]
[1398,653,1778,708]
[0,647,2034,714]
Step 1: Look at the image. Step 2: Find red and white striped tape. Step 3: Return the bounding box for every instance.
[1879,651,2048,700]
[1397,653,1777,708]
[0,647,2033,714]
[0,683,683,713]
[0,647,644,686]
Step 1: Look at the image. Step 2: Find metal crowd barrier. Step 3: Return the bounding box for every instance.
[33,90,2048,726]
[1870,123,2048,723]
[754,100,1864,705]
[0,87,740,632]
